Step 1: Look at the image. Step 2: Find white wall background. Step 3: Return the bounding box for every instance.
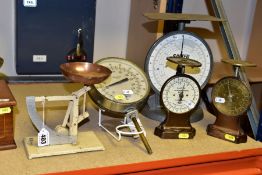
[93,0,130,61]
[0,0,257,76]
[0,0,15,76]
[182,0,257,61]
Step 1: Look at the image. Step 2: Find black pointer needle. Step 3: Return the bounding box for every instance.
[106,78,129,88]
[178,84,185,104]
[180,35,184,57]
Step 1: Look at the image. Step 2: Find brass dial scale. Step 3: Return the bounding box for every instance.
[88,57,152,154]
[207,59,256,143]
[143,13,221,123]
[155,57,201,139]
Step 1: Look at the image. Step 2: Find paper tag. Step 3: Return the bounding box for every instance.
[33,55,47,62]
[123,90,134,95]
[224,134,235,142]
[178,133,189,139]
[215,97,225,103]
[38,128,50,147]
[23,0,37,7]
[114,94,126,100]
[0,107,11,115]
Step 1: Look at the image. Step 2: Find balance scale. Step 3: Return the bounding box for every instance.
[24,62,112,159]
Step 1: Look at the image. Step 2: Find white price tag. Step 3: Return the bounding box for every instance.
[38,128,50,147]
[122,90,134,95]
[33,55,47,62]
[215,97,225,103]
[23,0,37,7]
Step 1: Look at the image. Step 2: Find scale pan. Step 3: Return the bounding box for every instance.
[167,56,202,67]
[60,62,112,85]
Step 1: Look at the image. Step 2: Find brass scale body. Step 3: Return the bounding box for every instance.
[155,57,202,139]
[207,59,256,143]
[143,13,255,142]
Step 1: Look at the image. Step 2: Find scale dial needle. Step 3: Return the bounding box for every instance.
[180,35,184,57]
[178,84,185,104]
[106,77,129,88]
[227,80,233,102]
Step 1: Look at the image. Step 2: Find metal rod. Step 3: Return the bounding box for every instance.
[131,116,153,155]
[234,66,239,77]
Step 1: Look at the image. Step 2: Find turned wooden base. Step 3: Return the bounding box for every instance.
[206,112,247,144]
[155,125,195,139]
[207,124,247,144]
[154,110,196,139]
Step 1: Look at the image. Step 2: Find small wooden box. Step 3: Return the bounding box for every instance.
[0,80,16,150]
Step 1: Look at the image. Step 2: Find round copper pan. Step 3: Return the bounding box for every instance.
[60,62,112,85]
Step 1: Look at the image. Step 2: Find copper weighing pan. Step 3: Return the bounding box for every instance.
[60,62,112,85]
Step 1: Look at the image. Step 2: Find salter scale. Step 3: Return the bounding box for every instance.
[143,13,222,122]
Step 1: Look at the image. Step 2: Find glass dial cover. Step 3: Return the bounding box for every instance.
[89,57,150,115]
[212,77,251,116]
[145,31,213,93]
[94,58,149,103]
[161,75,201,114]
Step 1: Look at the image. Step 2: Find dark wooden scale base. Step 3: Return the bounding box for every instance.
[154,112,196,139]
[207,113,247,144]
[0,80,17,150]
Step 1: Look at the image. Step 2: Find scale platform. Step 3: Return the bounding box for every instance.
[24,131,105,159]
[144,13,225,21]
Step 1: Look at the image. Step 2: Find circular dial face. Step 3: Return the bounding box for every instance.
[145,31,213,93]
[94,57,150,104]
[161,75,201,114]
[212,77,251,116]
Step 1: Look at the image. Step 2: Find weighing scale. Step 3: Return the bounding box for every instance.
[207,59,256,143]
[143,13,220,123]
[88,57,153,154]
[155,57,201,139]
[24,62,112,159]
